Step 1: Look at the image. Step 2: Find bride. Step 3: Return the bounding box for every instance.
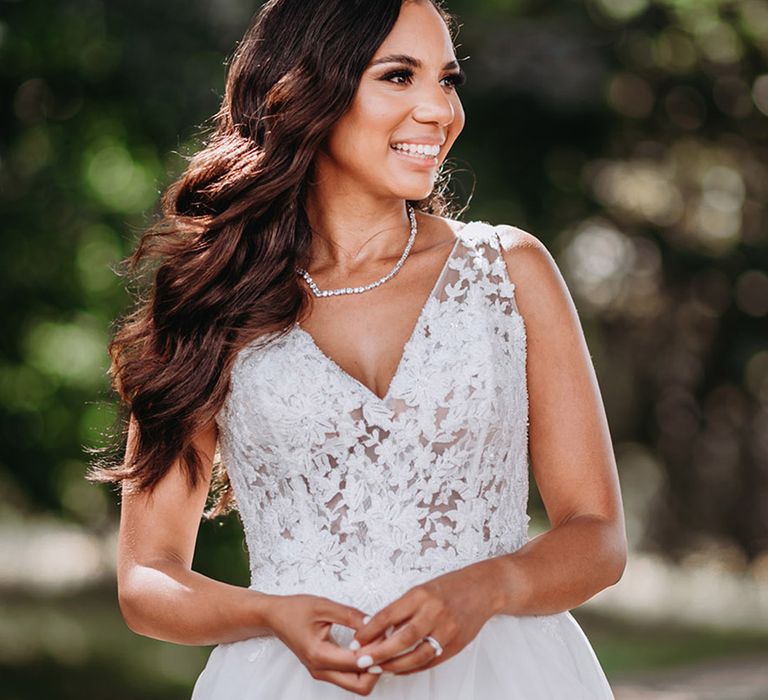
[90,0,627,697]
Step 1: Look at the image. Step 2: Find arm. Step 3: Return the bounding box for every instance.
[116,415,275,646]
[119,415,389,694]
[484,225,628,617]
[342,225,628,675]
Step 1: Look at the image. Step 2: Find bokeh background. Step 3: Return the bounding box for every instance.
[2,0,767,697]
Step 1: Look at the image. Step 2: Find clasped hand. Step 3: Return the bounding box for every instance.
[268,564,498,696]
[349,564,498,677]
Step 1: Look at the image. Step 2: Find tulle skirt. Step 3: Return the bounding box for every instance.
[191,610,614,698]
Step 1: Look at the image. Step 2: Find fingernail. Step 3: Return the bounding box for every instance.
[362,615,371,624]
[356,654,374,669]
[382,671,395,677]
[348,639,361,651]
[367,665,383,674]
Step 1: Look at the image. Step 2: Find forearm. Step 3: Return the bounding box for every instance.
[118,559,276,646]
[481,514,627,617]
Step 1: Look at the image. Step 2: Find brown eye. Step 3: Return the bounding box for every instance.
[441,71,466,89]
[382,69,414,84]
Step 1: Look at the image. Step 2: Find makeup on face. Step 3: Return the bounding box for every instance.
[369,54,465,173]
[314,1,467,200]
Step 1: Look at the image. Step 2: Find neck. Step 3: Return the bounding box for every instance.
[303,188,412,273]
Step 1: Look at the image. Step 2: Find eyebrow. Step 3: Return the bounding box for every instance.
[369,53,460,71]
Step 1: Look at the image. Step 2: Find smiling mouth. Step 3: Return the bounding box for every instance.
[389,145,439,165]
[390,143,441,159]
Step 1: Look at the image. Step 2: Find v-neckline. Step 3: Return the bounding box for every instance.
[293,223,471,404]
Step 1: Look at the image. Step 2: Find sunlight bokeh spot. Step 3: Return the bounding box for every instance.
[590,159,685,226]
[591,0,650,23]
[24,317,108,389]
[84,142,157,213]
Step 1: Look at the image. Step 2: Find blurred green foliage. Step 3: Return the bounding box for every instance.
[2,0,768,564]
[1,0,768,692]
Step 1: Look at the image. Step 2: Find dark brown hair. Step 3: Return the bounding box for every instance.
[87,0,464,516]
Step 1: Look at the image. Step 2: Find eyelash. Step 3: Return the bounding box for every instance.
[381,68,466,89]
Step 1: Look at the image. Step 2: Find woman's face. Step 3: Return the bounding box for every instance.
[316,0,466,203]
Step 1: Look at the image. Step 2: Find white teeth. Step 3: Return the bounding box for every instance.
[391,142,440,158]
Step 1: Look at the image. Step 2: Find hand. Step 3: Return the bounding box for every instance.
[349,564,500,676]
[265,593,387,696]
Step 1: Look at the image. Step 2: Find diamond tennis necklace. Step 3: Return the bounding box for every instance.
[296,204,417,297]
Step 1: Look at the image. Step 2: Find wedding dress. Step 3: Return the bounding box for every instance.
[191,219,615,698]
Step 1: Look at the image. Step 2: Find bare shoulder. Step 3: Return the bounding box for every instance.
[424,213,561,287]
[494,224,557,282]
[494,223,542,253]
[492,223,581,332]
[426,214,563,300]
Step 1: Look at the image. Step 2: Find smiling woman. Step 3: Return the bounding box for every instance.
[87,0,625,698]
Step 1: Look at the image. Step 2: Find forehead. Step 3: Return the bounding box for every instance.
[371,1,455,61]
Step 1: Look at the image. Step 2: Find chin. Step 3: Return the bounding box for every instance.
[391,181,437,203]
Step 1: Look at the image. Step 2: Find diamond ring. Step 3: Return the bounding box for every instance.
[424,635,443,656]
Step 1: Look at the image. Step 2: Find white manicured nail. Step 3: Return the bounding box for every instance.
[362,615,371,624]
[367,665,383,674]
[356,654,374,669]
[348,639,361,651]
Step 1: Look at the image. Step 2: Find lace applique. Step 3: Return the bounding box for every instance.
[216,221,531,613]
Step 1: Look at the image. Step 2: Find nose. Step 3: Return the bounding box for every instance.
[412,82,455,127]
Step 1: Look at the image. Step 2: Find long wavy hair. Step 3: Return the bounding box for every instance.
[87,0,466,517]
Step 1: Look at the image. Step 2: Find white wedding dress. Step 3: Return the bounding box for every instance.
[191,220,615,698]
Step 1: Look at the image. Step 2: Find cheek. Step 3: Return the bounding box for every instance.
[329,98,398,157]
[355,93,404,137]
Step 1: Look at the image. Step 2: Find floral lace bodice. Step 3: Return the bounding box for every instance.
[215,221,530,619]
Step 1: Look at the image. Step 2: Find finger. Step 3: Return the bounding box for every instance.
[379,637,444,675]
[312,628,396,673]
[355,619,426,666]
[310,639,373,672]
[353,593,421,646]
[314,598,369,630]
[312,668,380,694]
